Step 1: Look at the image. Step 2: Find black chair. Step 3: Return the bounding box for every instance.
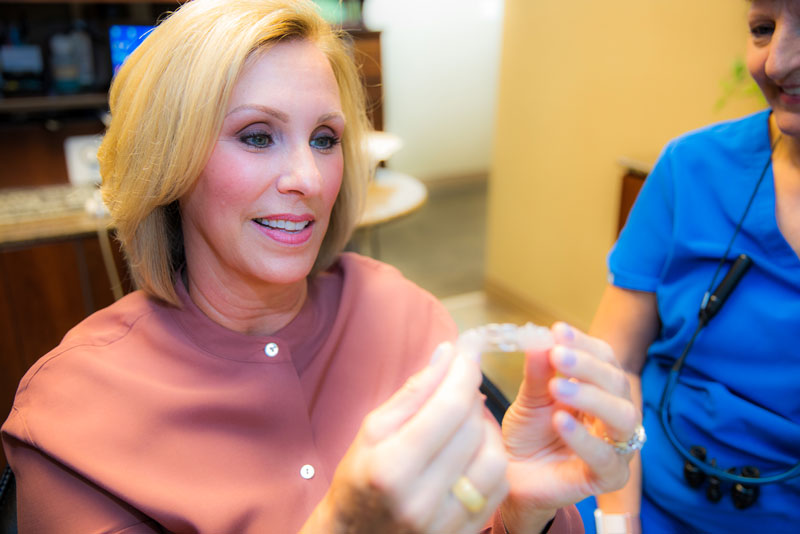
[481,373,511,424]
[0,465,16,534]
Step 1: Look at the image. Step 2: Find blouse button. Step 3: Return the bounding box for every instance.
[300,464,315,480]
[264,342,279,358]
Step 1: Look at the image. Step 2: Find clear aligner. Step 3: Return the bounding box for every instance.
[456,322,554,361]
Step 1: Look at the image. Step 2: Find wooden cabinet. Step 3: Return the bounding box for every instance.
[0,119,106,188]
[618,169,646,235]
[351,30,383,131]
[0,234,131,468]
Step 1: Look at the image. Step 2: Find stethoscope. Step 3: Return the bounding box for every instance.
[657,134,800,497]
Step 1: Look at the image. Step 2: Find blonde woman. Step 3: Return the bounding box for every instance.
[2,1,636,532]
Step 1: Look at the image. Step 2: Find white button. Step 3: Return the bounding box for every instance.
[264,342,279,357]
[300,464,315,479]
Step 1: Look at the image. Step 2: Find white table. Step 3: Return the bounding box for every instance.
[355,167,428,257]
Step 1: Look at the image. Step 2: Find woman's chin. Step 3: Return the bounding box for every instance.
[772,111,800,141]
[249,258,316,287]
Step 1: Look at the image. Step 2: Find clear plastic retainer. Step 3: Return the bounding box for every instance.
[455,322,554,361]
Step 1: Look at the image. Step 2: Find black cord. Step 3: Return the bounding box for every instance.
[699,135,781,311]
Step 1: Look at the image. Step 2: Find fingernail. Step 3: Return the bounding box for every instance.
[557,411,576,432]
[556,378,579,396]
[455,330,482,363]
[557,348,576,368]
[430,341,452,365]
[559,323,575,342]
[460,347,481,364]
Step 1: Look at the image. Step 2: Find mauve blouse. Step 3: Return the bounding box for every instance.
[2,252,580,533]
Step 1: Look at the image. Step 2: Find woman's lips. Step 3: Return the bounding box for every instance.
[779,85,800,106]
[252,215,315,245]
[253,218,311,231]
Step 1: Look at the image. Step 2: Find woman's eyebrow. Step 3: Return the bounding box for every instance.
[226,106,344,125]
[318,111,345,124]
[226,104,289,122]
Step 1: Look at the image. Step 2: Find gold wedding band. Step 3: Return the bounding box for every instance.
[451,475,487,514]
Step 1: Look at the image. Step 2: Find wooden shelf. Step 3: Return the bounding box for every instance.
[0,93,108,114]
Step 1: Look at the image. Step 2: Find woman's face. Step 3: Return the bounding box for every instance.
[181,39,344,289]
[747,0,800,138]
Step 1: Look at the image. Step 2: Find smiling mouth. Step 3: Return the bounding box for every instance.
[253,218,311,232]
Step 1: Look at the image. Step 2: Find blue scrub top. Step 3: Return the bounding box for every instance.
[609,109,800,532]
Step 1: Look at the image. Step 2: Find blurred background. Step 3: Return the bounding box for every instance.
[0,0,765,470]
[365,0,764,326]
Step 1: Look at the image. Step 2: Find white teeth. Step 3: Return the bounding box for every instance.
[255,218,310,231]
[784,87,800,95]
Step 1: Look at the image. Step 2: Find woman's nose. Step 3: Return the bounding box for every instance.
[276,144,322,196]
[764,22,800,82]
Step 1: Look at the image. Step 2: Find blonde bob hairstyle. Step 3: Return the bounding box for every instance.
[99,0,370,307]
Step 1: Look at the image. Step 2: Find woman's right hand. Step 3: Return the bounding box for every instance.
[301,342,509,534]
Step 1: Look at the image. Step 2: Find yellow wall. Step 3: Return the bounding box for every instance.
[486,0,765,329]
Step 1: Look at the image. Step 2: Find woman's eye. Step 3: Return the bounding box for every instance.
[240,131,273,148]
[750,23,774,39]
[310,134,341,151]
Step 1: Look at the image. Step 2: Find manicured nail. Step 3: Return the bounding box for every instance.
[559,323,575,341]
[557,411,576,432]
[557,348,576,368]
[455,329,482,363]
[430,341,452,365]
[556,378,579,396]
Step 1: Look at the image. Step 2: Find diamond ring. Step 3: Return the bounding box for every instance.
[605,424,647,454]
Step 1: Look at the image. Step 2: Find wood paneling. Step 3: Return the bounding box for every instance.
[0,119,105,189]
[351,31,383,131]
[0,234,128,469]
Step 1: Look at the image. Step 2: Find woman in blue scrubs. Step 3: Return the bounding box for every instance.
[590,1,800,532]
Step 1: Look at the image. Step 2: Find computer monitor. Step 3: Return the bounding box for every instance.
[109,25,153,76]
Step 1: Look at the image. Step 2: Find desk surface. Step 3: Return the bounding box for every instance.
[0,168,427,250]
[0,211,108,250]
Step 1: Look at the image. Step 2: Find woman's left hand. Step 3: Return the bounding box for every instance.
[499,322,639,531]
